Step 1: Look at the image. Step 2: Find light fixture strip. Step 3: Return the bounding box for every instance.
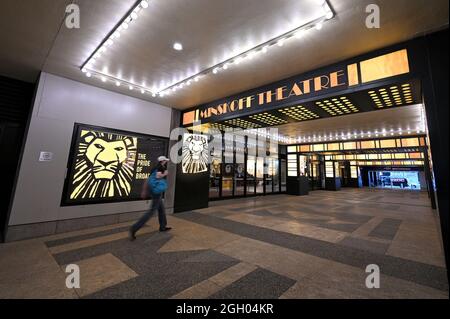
[80,0,334,97]
[81,0,145,72]
[159,13,334,94]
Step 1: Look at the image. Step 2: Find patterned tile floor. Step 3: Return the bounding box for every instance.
[0,188,448,299]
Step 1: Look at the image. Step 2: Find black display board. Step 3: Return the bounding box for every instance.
[61,123,168,206]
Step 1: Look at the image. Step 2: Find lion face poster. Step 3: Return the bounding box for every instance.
[62,124,168,206]
[182,133,209,174]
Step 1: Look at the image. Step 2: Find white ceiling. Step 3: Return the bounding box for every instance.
[0,0,448,109]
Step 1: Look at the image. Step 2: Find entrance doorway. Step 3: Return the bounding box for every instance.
[368,170,422,190]
[208,133,284,200]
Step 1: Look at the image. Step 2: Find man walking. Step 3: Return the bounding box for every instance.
[129,155,172,241]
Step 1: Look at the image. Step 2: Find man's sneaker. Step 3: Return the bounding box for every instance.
[128,230,136,241]
[159,227,172,232]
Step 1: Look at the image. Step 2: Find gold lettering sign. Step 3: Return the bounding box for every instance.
[182,49,410,125]
[185,69,348,124]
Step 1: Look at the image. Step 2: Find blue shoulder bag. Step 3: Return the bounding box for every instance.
[148,171,168,194]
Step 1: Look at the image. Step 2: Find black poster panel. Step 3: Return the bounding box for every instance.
[61,123,168,206]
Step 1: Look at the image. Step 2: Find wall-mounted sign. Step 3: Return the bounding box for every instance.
[182,133,209,174]
[61,123,168,206]
[182,49,409,125]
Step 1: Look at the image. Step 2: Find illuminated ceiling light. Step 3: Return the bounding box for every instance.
[223,63,229,70]
[101,76,107,82]
[129,85,133,90]
[295,29,305,38]
[235,56,244,64]
[81,68,87,73]
[80,1,335,97]
[194,76,200,82]
[115,81,121,86]
[315,23,323,30]
[140,88,145,94]
[212,68,219,74]
[152,93,157,97]
[173,42,183,51]
[86,72,92,78]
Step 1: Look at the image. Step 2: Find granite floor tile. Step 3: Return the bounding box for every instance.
[209,268,296,299]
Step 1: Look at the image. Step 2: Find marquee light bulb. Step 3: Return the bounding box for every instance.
[326,11,334,19]
[141,1,149,9]
[131,12,138,20]
[101,76,107,82]
[315,23,323,30]
[173,42,183,51]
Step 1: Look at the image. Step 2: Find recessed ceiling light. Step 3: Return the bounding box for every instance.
[173,42,183,51]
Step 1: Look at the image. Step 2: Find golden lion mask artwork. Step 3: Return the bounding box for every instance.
[182,133,209,174]
[70,130,137,199]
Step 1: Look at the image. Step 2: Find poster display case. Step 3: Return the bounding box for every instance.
[61,123,168,206]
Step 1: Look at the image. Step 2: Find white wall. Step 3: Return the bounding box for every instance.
[8,73,172,226]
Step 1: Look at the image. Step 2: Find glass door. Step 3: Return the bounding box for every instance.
[246,156,256,195]
[234,162,245,196]
[222,162,234,197]
[256,157,264,194]
[209,156,221,198]
[280,159,286,192]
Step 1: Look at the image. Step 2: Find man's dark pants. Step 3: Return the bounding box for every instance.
[131,193,167,234]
